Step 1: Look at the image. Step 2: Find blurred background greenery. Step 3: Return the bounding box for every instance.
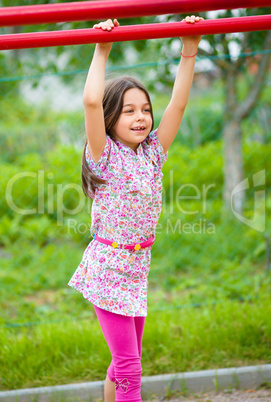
[0,1,270,392]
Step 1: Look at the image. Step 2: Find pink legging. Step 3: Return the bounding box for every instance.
[93,304,145,402]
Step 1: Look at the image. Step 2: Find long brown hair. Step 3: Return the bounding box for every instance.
[82,76,154,198]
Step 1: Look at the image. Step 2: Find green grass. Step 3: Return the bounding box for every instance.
[1,296,270,391]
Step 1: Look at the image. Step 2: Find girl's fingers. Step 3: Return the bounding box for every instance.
[93,19,120,30]
[182,15,204,23]
[190,15,196,23]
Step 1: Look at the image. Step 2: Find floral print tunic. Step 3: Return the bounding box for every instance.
[68,129,168,316]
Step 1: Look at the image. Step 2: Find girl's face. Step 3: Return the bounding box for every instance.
[113,88,153,152]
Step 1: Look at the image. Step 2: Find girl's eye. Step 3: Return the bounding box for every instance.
[124,110,133,113]
[144,109,151,113]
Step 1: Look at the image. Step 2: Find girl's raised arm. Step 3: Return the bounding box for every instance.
[157,16,203,155]
[83,19,119,163]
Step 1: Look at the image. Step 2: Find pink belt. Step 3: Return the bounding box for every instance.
[93,233,155,251]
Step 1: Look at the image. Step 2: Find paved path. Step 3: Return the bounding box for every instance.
[144,388,271,401]
[92,388,271,401]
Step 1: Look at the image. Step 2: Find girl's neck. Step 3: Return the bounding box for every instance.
[114,137,140,153]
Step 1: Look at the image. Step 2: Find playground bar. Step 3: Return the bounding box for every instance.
[0,15,270,50]
[0,0,270,27]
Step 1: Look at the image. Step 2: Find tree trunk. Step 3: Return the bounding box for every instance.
[202,29,271,217]
[221,64,245,215]
[222,118,245,215]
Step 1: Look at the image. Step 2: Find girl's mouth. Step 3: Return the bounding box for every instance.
[131,127,146,132]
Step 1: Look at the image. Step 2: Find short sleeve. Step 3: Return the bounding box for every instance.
[85,135,112,180]
[147,129,168,169]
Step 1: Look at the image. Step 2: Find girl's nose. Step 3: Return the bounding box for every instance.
[136,111,144,120]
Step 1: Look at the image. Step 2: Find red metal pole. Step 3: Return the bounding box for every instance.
[0,15,270,51]
[0,0,270,27]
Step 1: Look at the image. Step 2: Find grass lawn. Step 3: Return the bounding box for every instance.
[1,286,270,391]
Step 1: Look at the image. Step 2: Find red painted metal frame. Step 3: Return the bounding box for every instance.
[0,15,270,51]
[0,0,270,26]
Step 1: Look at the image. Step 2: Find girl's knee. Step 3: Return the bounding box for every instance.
[115,358,142,388]
[115,356,142,374]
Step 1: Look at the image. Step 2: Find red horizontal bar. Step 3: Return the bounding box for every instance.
[0,15,270,51]
[0,0,271,27]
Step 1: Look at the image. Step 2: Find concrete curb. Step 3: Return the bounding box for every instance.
[0,364,270,401]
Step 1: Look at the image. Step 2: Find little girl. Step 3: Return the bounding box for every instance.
[68,15,203,402]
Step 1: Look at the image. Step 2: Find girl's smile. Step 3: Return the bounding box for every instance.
[113,88,153,151]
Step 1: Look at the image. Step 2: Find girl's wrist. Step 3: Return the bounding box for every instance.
[181,50,198,58]
[94,43,112,62]
[181,45,198,57]
[96,43,112,54]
